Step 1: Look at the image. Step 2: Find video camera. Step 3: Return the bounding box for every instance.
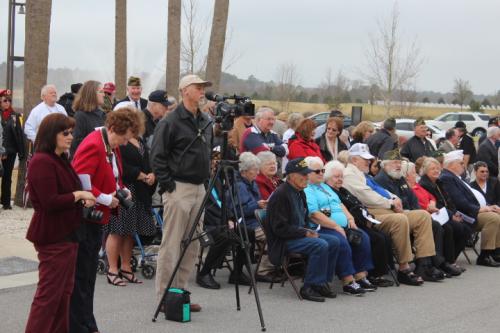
[205,92,255,131]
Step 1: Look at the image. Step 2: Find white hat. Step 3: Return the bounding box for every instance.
[178,74,212,90]
[349,143,375,160]
[443,150,464,164]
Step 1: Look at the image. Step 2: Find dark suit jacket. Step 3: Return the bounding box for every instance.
[115,96,148,111]
[477,139,498,177]
[374,170,420,210]
[470,177,500,206]
[439,168,480,219]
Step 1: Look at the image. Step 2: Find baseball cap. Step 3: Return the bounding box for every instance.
[285,158,314,176]
[382,149,402,161]
[148,90,172,107]
[454,121,466,129]
[179,74,212,90]
[103,82,116,94]
[349,143,375,160]
[127,76,141,87]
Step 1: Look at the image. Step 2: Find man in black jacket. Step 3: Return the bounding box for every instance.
[143,90,172,147]
[455,121,476,168]
[400,118,435,162]
[366,118,397,159]
[57,83,82,117]
[151,74,213,312]
[266,158,339,302]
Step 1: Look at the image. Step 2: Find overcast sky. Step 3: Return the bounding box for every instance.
[1,0,499,95]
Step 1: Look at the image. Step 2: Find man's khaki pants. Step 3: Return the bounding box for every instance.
[155,182,205,301]
[254,227,274,275]
[368,209,436,264]
[476,212,500,250]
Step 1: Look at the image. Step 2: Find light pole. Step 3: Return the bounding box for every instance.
[6,0,25,93]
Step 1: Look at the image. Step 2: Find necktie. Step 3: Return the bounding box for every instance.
[135,101,139,110]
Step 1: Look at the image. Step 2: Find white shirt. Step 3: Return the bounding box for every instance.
[24,102,67,142]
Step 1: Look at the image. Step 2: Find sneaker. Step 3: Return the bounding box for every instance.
[342,281,365,296]
[356,277,377,292]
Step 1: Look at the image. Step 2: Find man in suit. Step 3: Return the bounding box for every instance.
[114,76,148,111]
[439,150,500,267]
[477,126,500,178]
[439,128,459,153]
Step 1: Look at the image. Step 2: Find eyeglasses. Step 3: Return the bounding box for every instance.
[326,128,338,132]
[62,130,73,137]
[1,99,11,103]
[312,169,325,174]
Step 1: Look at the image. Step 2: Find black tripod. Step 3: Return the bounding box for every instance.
[152,131,267,332]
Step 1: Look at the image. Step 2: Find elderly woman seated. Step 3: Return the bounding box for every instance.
[323,160,395,287]
[255,151,283,200]
[303,156,376,295]
[407,158,466,276]
[232,152,276,282]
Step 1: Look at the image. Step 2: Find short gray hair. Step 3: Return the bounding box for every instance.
[256,151,276,165]
[304,156,324,169]
[324,160,345,181]
[337,151,350,165]
[420,157,440,176]
[487,126,500,138]
[287,112,304,130]
[40,84,57,98]
[401,160,415,177]
[255,107,274,121]
[239,152,261,172]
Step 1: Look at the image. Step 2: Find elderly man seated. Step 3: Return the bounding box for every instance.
[266,158,340,302]
[342,143,439,285]
[439,150,500,267]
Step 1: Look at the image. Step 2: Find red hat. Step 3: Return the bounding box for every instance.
[0,89,11,97]
[103,82,116,94]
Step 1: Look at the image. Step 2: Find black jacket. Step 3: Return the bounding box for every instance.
[330,186,370,228]
[458,134,476,164]
[374,170,420,210]
[57,92,76,117]
[366,129,397,159]
[70,109,106,156]
[115,96,148,111]
[1,111,26,158]
[315,134,347,161]
[120,139,156,207]
[400,136,435,162]
[143,109,157,145]
[439,169,480,220]
[150,103,213,192]
[265,182,309,265]
[477,139,498,177]
[470,178,500,206]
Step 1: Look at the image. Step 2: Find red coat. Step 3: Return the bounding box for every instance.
[26,152,83,245]
[255,173,283,200]
[412,183,436,210]
[287,133,325,162]
[72,129,124,224]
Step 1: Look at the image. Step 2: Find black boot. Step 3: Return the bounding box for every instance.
[477,250,500,267]
[415,257,444,282]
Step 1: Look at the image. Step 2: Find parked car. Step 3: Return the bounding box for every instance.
[426,112,489,137]
[311,113,352,139]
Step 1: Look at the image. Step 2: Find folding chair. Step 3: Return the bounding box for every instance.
[462,231,480,264]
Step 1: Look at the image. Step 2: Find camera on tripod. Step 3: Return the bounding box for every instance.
[205,92,255,131]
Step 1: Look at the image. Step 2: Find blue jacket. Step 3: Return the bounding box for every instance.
[229,174,262,229]
[439,168,480,219]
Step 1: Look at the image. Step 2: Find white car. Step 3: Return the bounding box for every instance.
[393,118,445,143]
[426,112,489,137]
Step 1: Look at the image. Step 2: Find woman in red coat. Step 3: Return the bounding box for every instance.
[255,151,283,200]
[287,118,325,162]
[25,113,96,333]
[70,106,143,333]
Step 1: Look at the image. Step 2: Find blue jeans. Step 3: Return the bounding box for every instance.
[286,234,340,287]
[319,228,374,279]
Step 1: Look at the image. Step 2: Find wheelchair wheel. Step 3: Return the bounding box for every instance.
[141,264,155,279]
[97,259,107,275]
[130,256,138,272]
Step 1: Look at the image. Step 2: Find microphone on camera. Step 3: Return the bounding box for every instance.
[205,91,227,102]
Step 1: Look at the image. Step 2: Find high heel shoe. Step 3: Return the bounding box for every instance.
[107,271,126,286]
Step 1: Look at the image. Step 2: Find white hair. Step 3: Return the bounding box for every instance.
[420,157,440,176]
[287,112,304,129]
[324,160,345,181]
[487,126,500,138]
[401,160,416,177]
[40,84,56,98]
[304,156,324,169]
[256,151,276,165]
[239,152,261,172]
[254,107,274,121]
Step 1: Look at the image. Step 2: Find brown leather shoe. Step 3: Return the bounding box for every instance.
[190,303,202,312]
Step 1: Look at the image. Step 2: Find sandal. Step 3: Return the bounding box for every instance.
[397,269,424,286]
[120,269,143,284]
[107,271,127,287]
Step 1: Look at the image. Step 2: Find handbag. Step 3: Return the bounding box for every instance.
[345,228,363,246]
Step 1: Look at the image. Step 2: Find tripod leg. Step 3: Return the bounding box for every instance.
[231,244,241,311]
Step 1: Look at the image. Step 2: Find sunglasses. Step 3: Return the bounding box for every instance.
[62,130,73,137]
[312,169,325,174]
[1,99,11,103]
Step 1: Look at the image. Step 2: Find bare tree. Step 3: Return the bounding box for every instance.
[181,0,207,74]
[206,0,230,91]
[166,0,182,98]
[364,2,423,117]
[395,82,418,117]
[16,0,53,206]
[452,78,473,110]
[275,63,300,113]
[115,0,127,99]
[320,67,334,101]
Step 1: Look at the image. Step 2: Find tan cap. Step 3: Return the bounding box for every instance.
[179,74,212,90]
